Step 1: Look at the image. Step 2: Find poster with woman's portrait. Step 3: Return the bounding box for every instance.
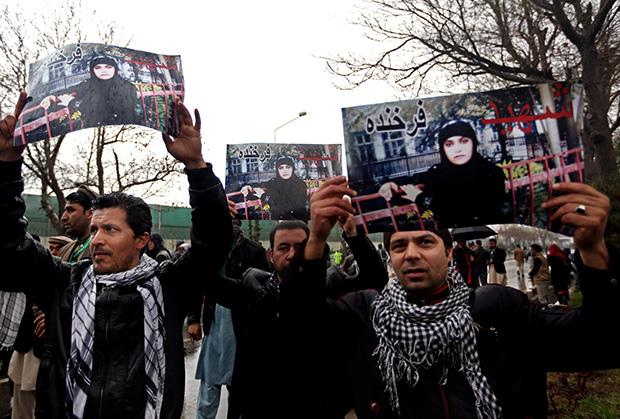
[225,143,342,221]
[342,82,584,234]
[14,43,184,145]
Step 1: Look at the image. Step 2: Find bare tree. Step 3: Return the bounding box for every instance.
[0,1,182,234]
[327,0,620,180]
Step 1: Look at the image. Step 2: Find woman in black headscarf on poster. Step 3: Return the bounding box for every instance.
[40,56,139,129]
[380,120,508,229]
[241,156,309,221]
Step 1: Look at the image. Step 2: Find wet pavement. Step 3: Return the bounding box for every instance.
[182,339,229,419]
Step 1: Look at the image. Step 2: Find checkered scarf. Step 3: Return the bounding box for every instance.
[0,291,27,349]
[263,272,280,297]
[66,255,166,419]
[371,268,501,418]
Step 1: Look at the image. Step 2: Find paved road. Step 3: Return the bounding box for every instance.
[181,340,230,419]
[181,257,529,418]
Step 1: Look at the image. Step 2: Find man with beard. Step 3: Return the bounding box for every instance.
[0,93,232,419]
[286,176,620,418]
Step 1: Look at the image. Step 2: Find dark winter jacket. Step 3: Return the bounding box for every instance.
[490,246,507,274]
[204,233,387,419]
[186,234,269,335]
[325,234,389,299]
[0,158,232,419]
[285,244,620,419]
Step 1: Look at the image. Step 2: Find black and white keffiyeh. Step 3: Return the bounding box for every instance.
[66,255,166,419]
[0,291,27,349]
[371,268,501,418]
[263,272,280,297]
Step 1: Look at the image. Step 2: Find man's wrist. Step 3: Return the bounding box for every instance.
[304,234,326,260]
[184,158,207,170]
[579,241,609,270]
[0,152,23,162]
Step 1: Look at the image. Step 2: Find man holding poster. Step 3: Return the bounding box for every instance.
[285,176,620,418]
[0,93,232,419]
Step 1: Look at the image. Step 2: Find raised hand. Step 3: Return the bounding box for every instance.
[162,97,207,169]
[543,182,611,269]
[378,182,398,201]
[187,322,203,341]
[228,199,239,219]
[338,212,358,237]
[0,92,28,162]
[305,176,357,260]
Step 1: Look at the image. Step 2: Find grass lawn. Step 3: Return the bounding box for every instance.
[546,290,620,418]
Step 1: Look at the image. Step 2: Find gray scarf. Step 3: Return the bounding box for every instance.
[371,267,501,418]
[66,255,166,419]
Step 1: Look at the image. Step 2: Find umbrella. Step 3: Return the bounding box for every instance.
[450,225,496,241]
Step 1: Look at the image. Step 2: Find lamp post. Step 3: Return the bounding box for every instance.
[273,111,307,143]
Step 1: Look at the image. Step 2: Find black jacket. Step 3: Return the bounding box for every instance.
[203,233,387,419]
[0,158,232,419]
[286,245,620,419]
[186,234,269,334]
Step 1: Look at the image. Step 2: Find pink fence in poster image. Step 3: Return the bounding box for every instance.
[352,193,423,234]
[227,191,265,221]
[503,147,584,229]
[14,105,74,145]
[135,82,185,132]
[350,148,585,232]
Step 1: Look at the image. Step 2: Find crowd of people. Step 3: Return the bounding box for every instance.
[449,237,577,305]
[1,91,619,419]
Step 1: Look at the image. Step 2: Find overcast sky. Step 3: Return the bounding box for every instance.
[15,0,412,204]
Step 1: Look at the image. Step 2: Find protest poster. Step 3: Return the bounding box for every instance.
[225,143,342,221]
[342,82,584,235]
[14,43,183,145]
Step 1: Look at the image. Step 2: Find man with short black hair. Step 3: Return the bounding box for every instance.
[204,216,386,418]
[0,94,232,419]
[288,176,620,418]
[57,185,99,263]
[200,220,309,418]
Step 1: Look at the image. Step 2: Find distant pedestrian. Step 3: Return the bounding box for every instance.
[146,233,172,263]
[472,239,490,286]
[547,244,572,305]
[488,238,507,285]
[530,244,552,304]
[513,244,527,291]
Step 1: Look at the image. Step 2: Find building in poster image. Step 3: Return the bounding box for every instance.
[14,43,184,145]
[225,143,342,221]
[342,82,584,234]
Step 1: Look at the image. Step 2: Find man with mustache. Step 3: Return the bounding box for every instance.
[286,176,620,418]
[0,93,232,419]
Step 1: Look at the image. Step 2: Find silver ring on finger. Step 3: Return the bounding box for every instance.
[575,204,587,215]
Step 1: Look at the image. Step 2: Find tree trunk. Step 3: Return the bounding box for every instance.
[581,42,618,181]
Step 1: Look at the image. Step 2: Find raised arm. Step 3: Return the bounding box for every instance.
[0,92,29,249]
[304,177,357,261]
[161,98,233,288]
[480,182,620,371]
[0,92,68,292]
[326,214,388,298]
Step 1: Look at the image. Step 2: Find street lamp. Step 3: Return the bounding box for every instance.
[273,111,307,143]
